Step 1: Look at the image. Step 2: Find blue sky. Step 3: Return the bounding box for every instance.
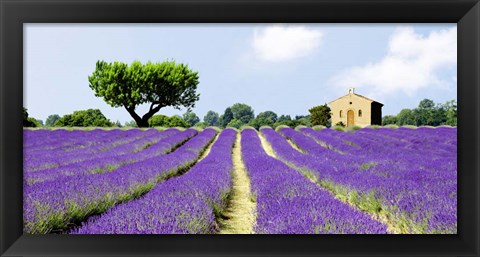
[24,24,457,124]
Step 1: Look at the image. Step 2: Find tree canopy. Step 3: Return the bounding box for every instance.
[23,108,41,127]
[54,109,113,127]
[230,103,255,124]
[219,107,234,128]
[88,60,199,127]
[148,114,189,128]
[382,99,457,126]
[182,111,200,127]
[248,111,278,129]
[203,110,220,126]
[148,114,170,127]
[309,104,331,126]
[45,114,61,127]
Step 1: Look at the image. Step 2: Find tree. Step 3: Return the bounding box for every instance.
[444,100,457,126]
[55,109,113,127]
[88,60,199,127]
[382,115,398,126]
[397,109,416,125]
[45,114,61,127]
[168,115,189,128]
[203,110,219,126]
[309,104,331,126]
[230,103,255,124]
[219,107,234,128]
[277,115,292,123]
[248,111,278,129]
[124,120,138,127]
[23,108,39,127]
[295,115,309,120]
[194,121,208,128]
[226,119,243,129]
[257,111,278,123]
[148,114,170,127]
[182,111,200,127]
[414,99,436,126]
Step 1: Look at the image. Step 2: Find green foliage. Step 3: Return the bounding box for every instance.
[124,120,139,127]
[381,115,397,126]
[219,107,234,128]
[88,60,199,127]
[277,115,292,123]
[193,121,208,129]
[382,99,457,127]
[148,114,170,127]
[148,114,188,128]
[335,121,346,127]
[444,100,457,126]
[168,115,189,128]
[226,119,243,129]
[182,111,200,127]
[203,110,219,126]
[312,125,326,131]
[23,108,39,127]
[55,109,113,127]
[114,120,123,127]
[248,110,278,130]
[397,109,416,125]
[45,114,61,127]
[257,111,278,123]
[309,104,331,126]
[272,118,308,129]
[332,125,345,131]
[230,103,255,124]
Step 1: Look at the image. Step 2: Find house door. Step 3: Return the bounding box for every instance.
[347,110,354,126]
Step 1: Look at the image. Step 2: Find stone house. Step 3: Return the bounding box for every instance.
[329,88,383,127]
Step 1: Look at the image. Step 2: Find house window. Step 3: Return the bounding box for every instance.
[339,110,342,118]
[349,102,352,105]
[359,110,362,117]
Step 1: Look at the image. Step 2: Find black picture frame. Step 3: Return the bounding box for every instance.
[1,0,479,256]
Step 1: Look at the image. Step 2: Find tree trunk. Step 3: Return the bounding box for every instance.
[125,104,162,128]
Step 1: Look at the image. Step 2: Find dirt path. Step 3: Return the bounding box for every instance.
[197,132,220,162]
[218,132,256,234]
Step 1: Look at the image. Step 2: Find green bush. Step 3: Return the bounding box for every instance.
[55,109,113,127]
[149,114,170,127]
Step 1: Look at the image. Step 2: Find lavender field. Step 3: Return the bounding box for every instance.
[23,126,457,234]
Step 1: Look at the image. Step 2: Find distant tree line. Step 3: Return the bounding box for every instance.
[23,102,332,129]
[25,99,455,129]
[382,99,457,126]
[138,103,318,129]
[24,108,120,128]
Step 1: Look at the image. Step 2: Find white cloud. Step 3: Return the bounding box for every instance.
[330,26,457,98]
[251,25,323,62]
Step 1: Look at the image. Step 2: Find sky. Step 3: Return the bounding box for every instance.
[24,24,457,124]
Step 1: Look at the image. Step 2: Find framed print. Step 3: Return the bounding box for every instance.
[1,0,479,256]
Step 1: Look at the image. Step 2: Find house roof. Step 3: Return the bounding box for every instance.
[329,92,384,106]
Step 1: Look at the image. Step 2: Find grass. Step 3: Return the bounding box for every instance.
[359,162,377,170]
[218,132,256,234]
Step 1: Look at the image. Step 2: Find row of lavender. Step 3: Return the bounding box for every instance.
[24,129,162,172]
[23,128,217,233]
[242,129,388,233]
[24,126,456,234]
[264,126,456,233]
[74,129,236,234]
[24,129,192,185]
